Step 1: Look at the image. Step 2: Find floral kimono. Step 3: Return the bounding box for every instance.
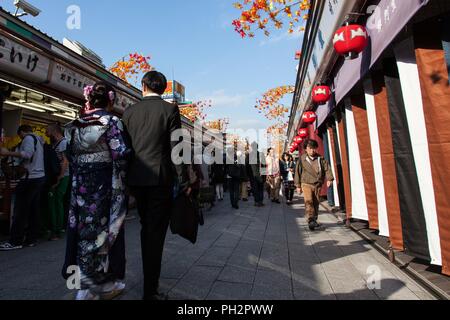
[64,110,130,289]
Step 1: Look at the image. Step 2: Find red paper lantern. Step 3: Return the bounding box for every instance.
[302,111,317,124]
[290,145,298,153]
[293,136,303,144]
[312,85,331,105]
[295,50,302,60]
[333,24,369,60]
[298,128,308,138]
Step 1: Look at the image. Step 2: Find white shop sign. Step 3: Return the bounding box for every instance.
[0,34,50,83]
[49,63,95,98]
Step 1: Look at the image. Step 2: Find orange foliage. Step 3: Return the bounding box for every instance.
[232,0,310,38]
[180,100,212,122]
[109,53,153,87]
[204,118,229,132]
[255,85,294,121]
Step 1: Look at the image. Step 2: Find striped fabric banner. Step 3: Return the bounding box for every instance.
[413,17,450,274]
[323,129,335,206]
[351,91,379,229]
[344,98,369,222]
[363,78,390,238]
[327,127,340,208]
[394,36,442,266]
[383,57,430,261]
[370,69,404,250]
[336,109,352,218]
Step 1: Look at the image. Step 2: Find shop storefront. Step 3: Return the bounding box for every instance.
[288,0,450,277]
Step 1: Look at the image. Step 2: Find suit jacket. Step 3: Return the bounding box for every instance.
[122,96,187,188]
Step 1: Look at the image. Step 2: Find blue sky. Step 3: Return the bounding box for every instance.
[1,0,303,132]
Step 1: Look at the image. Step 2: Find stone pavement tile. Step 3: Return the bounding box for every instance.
[319,260,379,300]
[288,242,319,264]
[290,258,335,298]
[327,240,420,300]
[196,245,236,268]
[363,248,436,300]
[207,281,253,300]
[162,258,195,279]
[227,240,263,268]
[241,228,266,242]
[218,265,256,284]
[251,270,294,300]
[258,244,290,272]
[214,233,242,248]
[169,266,222,300]
[342,225,436,300]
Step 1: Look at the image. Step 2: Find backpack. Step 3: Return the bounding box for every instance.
[27,135,62,184]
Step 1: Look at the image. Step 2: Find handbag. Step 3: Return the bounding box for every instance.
[287,171,294,182]
[170,193,200,244]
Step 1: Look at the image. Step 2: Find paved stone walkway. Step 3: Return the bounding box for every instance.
[0,194,436,300]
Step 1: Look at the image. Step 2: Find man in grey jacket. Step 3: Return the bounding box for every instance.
[0,125,46,250]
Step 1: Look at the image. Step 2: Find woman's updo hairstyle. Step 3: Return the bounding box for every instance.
[85,81,116,110]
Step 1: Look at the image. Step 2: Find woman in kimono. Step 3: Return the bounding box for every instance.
[63,81,130,300]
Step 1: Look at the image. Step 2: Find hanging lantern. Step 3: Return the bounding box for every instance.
[333,24,369,60]
[295,50,302,60]
[302,111,317,124]
[298,128,308,138]
[312,85,331,105]
[290,143,298,153]
[293,136,303,144]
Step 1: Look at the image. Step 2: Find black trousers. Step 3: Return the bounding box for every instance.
[132,186,172,298]
[228,178,240,207]
[250,178,265,204]
[10,177,45,246]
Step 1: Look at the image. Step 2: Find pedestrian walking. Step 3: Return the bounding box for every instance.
[122,71,189,301]
[211,159,226,201]
[249,142,265,207]
[226,148,242,210]
[45,123,70,241]
[265,148,281,204]
[240,149,250,202]
[0,125,46,251]
[63,81,130,300]
[294,139,334,231]
[281,153,296,205]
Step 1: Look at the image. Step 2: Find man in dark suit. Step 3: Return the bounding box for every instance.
[122,71,189,300]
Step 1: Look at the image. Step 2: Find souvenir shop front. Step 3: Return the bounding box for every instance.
[0,7,140,225]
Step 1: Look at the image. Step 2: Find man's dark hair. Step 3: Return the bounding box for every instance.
[142,71,167,95]
[17,125,33,135]
[305,139,319,149]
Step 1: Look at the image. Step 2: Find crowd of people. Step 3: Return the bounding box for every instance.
[0,70,334,300]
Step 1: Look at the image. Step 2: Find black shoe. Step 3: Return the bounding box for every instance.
[242,198,248,202]
[232,205,239,210]
[144,293,169,301]
[274,200,281,204]
[309,221,322,231]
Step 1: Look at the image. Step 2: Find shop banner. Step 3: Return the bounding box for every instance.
[333,0,429,104]
[0,33,50,83]
[49,63,96,99]
[113,92,139,113]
